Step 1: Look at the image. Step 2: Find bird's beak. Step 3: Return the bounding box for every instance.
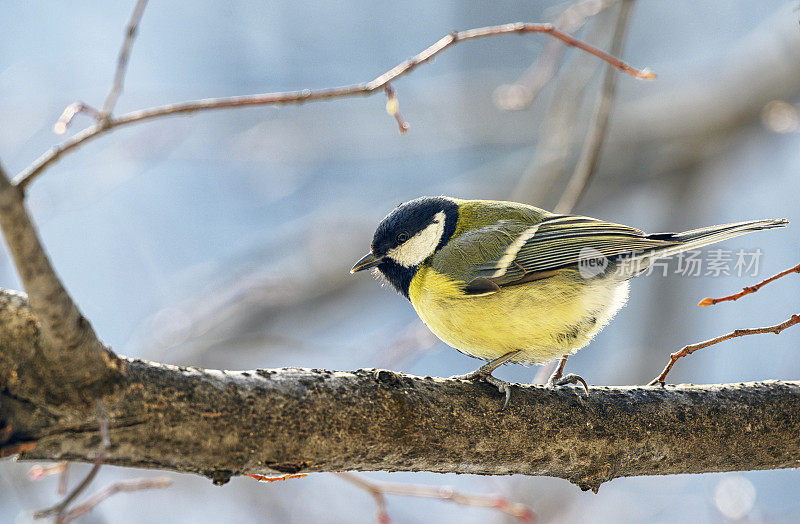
[350,252,383,273]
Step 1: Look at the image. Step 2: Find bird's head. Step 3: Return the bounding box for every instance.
[351,196,458,297]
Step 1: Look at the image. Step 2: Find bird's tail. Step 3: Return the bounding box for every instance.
[626,218,788,270]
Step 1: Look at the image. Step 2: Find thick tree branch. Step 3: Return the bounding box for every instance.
[0,165,120,399]
[2,289,799,493]
[13,22,653,190]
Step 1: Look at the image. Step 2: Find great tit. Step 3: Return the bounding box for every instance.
[351,196,788,405]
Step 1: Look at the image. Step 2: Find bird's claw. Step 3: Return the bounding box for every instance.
[449,370,486,382]
[450,372,514,410]
[450,350,522,410]
[548,373,589,395]
[484,375,513,410]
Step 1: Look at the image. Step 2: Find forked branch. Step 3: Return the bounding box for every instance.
[0,164,119,396]
[34,401,110,521]
[100,0,150,119]
[337,473,534,523]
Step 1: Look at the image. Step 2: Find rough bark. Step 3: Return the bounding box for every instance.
[2,290,799,492]
[0,166,121,401]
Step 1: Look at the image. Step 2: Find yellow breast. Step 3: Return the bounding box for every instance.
[407,265,629,364]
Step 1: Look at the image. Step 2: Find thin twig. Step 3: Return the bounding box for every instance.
[27,462,68,482]
[698,262,800,306]
[339,473,390,523]
[510,10,612,212]
[58,463,70,496]
[384,85,409,134]
[60,477,172,524]
[494,0,621,110]
[337,473,535,523]
[648,314,800,386]
[554,0,635,214]
[14,22,654,190]
[100,0,149,119]
[33,400,110,521]
[53,103,102,135]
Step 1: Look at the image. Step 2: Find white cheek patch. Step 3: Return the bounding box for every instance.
[387,211,446,267]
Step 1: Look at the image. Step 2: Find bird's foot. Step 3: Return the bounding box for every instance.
[450,369,488,382]
[547,372,589,395]
[449,370,514,410]
[484,374,513,410]
[450,350,521,410]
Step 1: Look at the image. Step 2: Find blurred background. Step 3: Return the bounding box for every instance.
[1,0,800,522]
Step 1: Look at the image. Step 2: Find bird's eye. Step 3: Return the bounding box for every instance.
[396,232,410,243]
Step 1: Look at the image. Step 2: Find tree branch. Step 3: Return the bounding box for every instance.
[648,314,800,387]
[698,261,800,306]
[100,0,149,119]
[337,472,535,522]
[59,477,171,523]
[2,289,799,494]
[553,0,633,214]
[0,165,120,399]
[494,0,621,111]
[13,22,653,190]
[33,400,110,521]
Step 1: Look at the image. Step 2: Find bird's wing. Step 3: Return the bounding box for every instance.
[433,215,679,294]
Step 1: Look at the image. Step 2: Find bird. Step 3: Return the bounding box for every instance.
[350,196,788,407]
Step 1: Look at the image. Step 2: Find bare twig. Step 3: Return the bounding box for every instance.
[648,314,800,386]
[33,400,110,521]
[337,473,535,523]
[554,0,635,214]
[384,85,409,134]
[339,473,390,524]
[54,0,149,134]
[698,262,800,306]
[100,0,150,119]
[510,13,613,212]
[58,463,70,496]
[28,462,67,481]
[494,0,621,110]
[14,22,653,190]
[60,477,172,523]
[53,103,102,135]
[27,462,71,495]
